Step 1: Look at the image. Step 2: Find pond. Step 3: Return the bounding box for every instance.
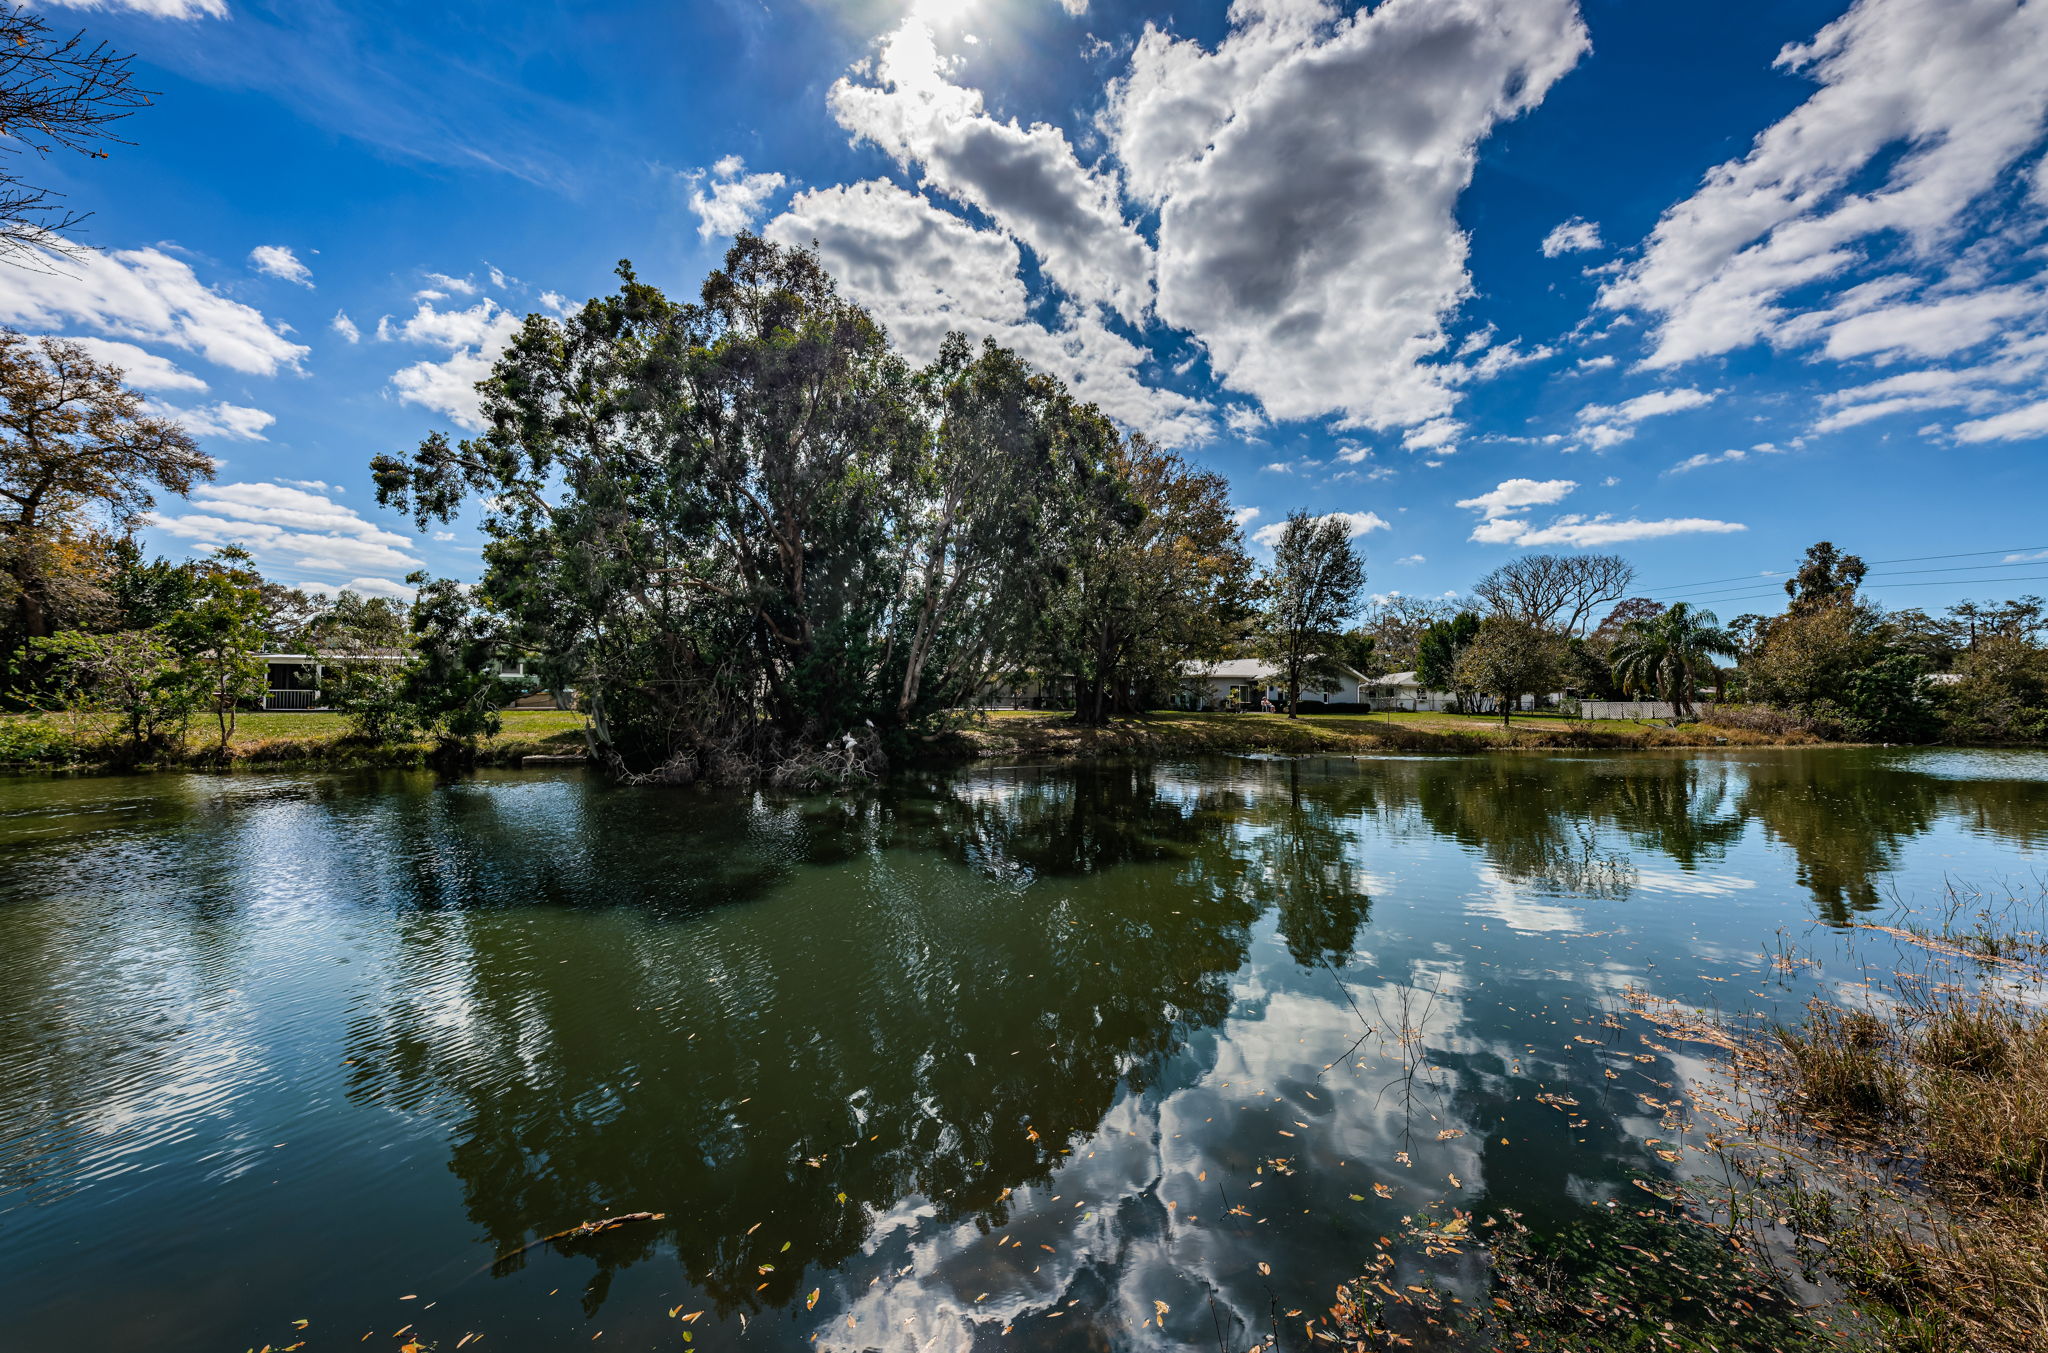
[1,749,2044,1351]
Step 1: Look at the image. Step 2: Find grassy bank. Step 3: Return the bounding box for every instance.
[6,706,1822,775]
[942,708,1822,761]
[0,709,589,771]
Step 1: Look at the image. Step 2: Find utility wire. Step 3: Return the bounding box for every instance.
[1657,561,2048,603]
[1650,574,2048,610]
[1638,544,2048,595]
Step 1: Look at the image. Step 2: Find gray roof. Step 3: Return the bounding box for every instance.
[1183,659,1367,683]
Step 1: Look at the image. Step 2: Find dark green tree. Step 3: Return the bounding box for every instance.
[1416,611,1480,711]
[1454,617,1564,727]
[1610,603,1737,719]
[1255,511,1366,717]
[158,544,267,755]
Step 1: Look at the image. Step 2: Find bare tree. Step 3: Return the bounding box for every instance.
[0,5,152,262]
[1472,553,1637,636]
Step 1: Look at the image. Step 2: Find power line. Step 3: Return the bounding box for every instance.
[1638,544,2048,595]
[1650,574,2048,610]
[1657,560,2048,604]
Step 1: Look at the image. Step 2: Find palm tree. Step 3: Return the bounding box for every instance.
[1611,603,1738,719]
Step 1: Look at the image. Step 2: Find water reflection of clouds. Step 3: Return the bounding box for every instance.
[816,952,1493,1350]
[1633,871,1757,896]
[1467,864,1584,933]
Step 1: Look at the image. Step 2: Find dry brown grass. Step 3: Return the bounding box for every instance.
[1657,888,2048,1353]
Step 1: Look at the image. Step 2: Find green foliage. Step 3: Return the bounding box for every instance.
[1254,510,1366,717]
[373,235,1250,775]
[1937,636,2048,743]
[1027,434,1250,725]
[26,627,193,758]
[403,575,512,754]
[1416,611,1479,707]
[158,545,269,754]
[1610,602,1737,719]
[1784,540,1867,615]
[0,714,71,764]
[1454,617,1565,726]
[1739,599,1936,741]
[107,535,198,630]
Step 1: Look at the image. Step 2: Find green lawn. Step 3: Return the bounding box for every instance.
[1,707,589,768]
[231,708,586,745]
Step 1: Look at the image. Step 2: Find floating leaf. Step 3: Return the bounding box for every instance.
[806,1289,820,1311]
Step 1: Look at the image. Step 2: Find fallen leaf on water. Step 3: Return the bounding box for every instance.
[806,1289,820,1311]
[1449,1173,1462,1188]
[1258,1262,1271,1276]
[1436,1129,1464,1141]
[1395,1152,1411,1167]
[1373,1183,1394,1199]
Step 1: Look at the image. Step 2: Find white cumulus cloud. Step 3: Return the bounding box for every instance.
[688,156,789,240]
[1574,386,1717,449]
[0,242,309,375]
[1106,0,1588,430]
[1457,477,1744,546]
[765,178,1209,445]
[1455,478,1577,520]
[59,337,208,392]
[249,245,312,287]
[151,481,424,582]
[1540,217,1603,257]
[37,0,225,16]
[832,19,1153,321]
[151,401,275,442]
[385,297,524,431]
[1601,0,2048,369]
[1250,510,1389,548]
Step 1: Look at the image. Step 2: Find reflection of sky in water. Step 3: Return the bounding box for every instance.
[0,749,2043,1351]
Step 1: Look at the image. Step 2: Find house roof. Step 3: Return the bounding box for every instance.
[1183,659,1367,683]
[1369,670,1421,688]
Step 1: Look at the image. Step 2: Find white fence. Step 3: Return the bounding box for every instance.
[1579,700,1714,721]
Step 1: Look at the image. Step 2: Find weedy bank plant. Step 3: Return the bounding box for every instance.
[1665,880,2048,1353]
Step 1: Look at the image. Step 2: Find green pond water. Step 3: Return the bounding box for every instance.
[1,749,2044,1350]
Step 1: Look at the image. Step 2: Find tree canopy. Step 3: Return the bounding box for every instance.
[374,235,1251,780]
[1255,511,1366,717]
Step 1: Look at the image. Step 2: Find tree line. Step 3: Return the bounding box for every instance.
[6,234,2044,772]
[1343,544,2047,741]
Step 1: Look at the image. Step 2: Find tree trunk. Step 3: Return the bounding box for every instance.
[1287,678,1300,719]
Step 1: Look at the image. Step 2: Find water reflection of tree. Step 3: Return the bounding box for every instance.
[1734,756,1944,924]
[1229,760,1377,966]
[340,764,1377,1318]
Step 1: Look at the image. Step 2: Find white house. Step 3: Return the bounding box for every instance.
[1360,671,1460,712]
[1177,659,1371,710]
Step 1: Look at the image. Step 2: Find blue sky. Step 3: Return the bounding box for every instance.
[11,0,2048,616]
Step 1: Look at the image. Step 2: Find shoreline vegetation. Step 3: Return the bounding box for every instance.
[0,706,1847,774]
[1626,883,2048,1353]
